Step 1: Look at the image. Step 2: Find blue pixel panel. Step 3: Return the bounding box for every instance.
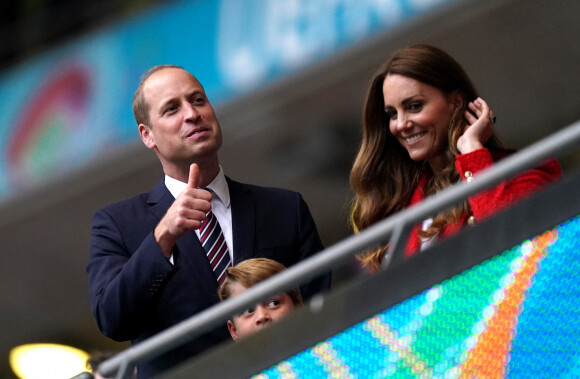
[254,215,580,378]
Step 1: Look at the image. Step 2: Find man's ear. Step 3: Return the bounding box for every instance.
[227,320,240,341]
[139,124,156,149]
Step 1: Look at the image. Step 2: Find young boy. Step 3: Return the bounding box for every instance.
[218,258,303,341]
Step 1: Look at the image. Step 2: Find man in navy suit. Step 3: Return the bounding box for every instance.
[87,65,330,377]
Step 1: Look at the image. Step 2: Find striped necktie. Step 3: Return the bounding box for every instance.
[199,209,232,284]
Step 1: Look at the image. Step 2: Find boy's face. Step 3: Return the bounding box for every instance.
[227,282,297,341]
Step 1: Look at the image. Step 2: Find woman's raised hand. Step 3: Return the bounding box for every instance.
[457,97,495,154]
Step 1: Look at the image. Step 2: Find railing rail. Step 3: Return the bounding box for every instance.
[100,121,580,379]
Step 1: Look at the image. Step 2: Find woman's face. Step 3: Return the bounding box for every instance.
[382,74,460,170]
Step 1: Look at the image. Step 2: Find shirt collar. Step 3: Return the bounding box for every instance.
[164,166,230,207]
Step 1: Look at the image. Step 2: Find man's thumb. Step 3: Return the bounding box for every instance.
[188,163,199,188]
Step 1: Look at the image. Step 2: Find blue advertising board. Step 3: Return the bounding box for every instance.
[0,0,455,198]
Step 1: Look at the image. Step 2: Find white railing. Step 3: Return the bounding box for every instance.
[100,121,580,379]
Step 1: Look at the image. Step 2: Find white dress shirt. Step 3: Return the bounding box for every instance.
[420,218,437,250]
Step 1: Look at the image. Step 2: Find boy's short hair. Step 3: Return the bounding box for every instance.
[218,258,302,305]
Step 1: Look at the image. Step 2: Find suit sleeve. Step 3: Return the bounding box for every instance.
[455,148,562,222]
[87,208,175,341]
[295,193,332,299]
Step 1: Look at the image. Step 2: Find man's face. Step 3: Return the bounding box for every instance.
[139,68,222,178]
[227,282,297,341]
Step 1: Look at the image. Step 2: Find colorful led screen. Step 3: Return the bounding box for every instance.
[254,214,580,378]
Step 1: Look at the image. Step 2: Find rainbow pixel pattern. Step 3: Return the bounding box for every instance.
[254,215,580,378]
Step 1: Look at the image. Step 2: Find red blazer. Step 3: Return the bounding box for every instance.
[404,148,562,257]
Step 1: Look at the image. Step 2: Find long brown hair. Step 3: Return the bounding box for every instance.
[350,44,505,270]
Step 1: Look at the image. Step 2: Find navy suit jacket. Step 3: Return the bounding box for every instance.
[87,177,329,377]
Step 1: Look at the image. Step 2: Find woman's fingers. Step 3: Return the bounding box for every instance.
[466,98,494,125]
[464,109,477,126]
[468,100,482,117]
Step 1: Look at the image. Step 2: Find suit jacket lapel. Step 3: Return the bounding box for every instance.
[227,178,255,265]
[147,181,174,221]
[147,180,218,298]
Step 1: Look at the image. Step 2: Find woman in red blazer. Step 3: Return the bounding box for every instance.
[350,44,561,271]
